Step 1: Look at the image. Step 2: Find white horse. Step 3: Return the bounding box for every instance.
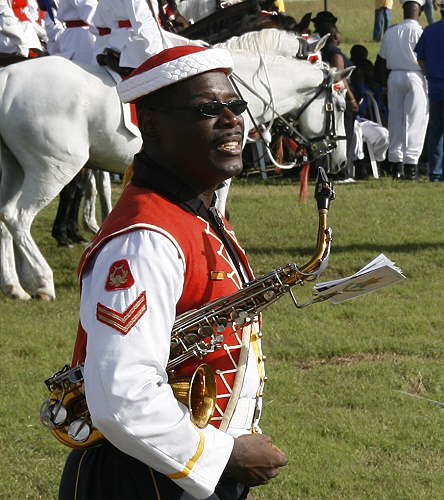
[0,48,349,301]
[216,28,329,59]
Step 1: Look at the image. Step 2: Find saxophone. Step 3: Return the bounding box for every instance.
[40,167,335,448]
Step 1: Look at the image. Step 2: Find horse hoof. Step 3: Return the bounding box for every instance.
[3,285,32,300]
[11,291,32,300]
[34,291,55,301]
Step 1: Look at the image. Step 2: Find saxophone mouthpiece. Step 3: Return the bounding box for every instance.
[315,167,335,211]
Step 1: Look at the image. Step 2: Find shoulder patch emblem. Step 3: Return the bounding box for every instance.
[96,291,147,335]
[105,259,135,291]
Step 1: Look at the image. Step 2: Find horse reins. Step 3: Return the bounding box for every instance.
[230,67,346,165]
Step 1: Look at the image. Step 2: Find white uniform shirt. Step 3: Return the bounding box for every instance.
[92,0,206,68]
[44,11,65,54]
[0,0,28,54]
[57,0,96,23]
[379,19,423,71]
[81,228,263,498]
[23,0,47,43]
[55,0,96,63]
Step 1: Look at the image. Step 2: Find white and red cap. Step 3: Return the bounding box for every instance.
[399,0,425,6]
[117,45,234,103]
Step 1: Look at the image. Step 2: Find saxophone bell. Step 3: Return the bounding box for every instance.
[169,364,217,429]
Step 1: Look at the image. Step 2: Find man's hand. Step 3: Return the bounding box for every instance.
[224,434,288,486]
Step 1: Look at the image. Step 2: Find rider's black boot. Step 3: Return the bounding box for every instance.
[391,162,404,180]
[404,164,418,181]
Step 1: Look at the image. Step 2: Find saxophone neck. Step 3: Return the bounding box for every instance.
[315,166,335,212]
[287,166,335,281]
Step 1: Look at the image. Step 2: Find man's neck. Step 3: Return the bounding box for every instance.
[139,149,219,208]
[199,189,217,209]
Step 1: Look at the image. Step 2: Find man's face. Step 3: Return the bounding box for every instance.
[140,71,244,191]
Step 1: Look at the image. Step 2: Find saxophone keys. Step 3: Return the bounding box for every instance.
[40,399,68,428]
[68,418,92,443]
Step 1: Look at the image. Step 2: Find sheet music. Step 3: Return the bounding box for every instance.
[313,254,406,304]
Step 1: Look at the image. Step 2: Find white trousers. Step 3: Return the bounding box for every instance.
[387,70,428,164]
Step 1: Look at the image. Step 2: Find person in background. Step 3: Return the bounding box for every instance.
[424,0,435,23]
[37,0,65,55]
[0,0,30,62]
[311,9,337,40]
[376,0,428,180]
[350,44,388,124]
[373,0,393,41]
[317,22,359,182]
[415,0,444,181]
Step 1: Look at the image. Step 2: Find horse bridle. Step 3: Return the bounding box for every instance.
[291,71,347,162]
[230,68,346,164]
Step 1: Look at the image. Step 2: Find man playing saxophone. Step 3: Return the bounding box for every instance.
[58,45,287,500]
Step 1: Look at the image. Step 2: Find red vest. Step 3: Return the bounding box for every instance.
[72,185,255,427]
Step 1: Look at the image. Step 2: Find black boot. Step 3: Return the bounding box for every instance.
[404,164,418,181]
[391,162,404,180]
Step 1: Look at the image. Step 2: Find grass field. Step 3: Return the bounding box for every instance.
[1,2,443,499]
[1,177,444,499]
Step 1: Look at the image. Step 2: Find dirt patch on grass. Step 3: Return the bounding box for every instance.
[294,352,417,370]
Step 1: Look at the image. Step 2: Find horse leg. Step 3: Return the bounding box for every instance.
[0,142,83,299]
[66,170,87,244]
[95,170,113,223]
[0,188,56,300]
[0,140,32,299]
[0,221,31,300]
[82,169,99,234]
[83,170,113,233]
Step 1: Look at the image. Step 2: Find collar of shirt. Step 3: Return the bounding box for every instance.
[402,19,421,27]
[131,150,217,221]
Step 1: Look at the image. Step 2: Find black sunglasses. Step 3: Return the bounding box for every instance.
[149,99,248,119]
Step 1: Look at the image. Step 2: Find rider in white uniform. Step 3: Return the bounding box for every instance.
[0,0,42,56]
[43,9,65,55]
[56,0,97,64]
[0,0,29,56]
[93,0,206,69]
[22,0,48,46]
[378,0,428,179]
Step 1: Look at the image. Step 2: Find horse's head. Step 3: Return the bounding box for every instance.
[228,51,353,172]
[296,66,354,173]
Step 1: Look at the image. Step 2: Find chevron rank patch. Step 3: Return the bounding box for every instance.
[105,259,135,291]
[96,291,147,335]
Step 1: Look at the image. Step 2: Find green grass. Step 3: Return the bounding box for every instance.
[1,178,444,499]
[0,3,442,498]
